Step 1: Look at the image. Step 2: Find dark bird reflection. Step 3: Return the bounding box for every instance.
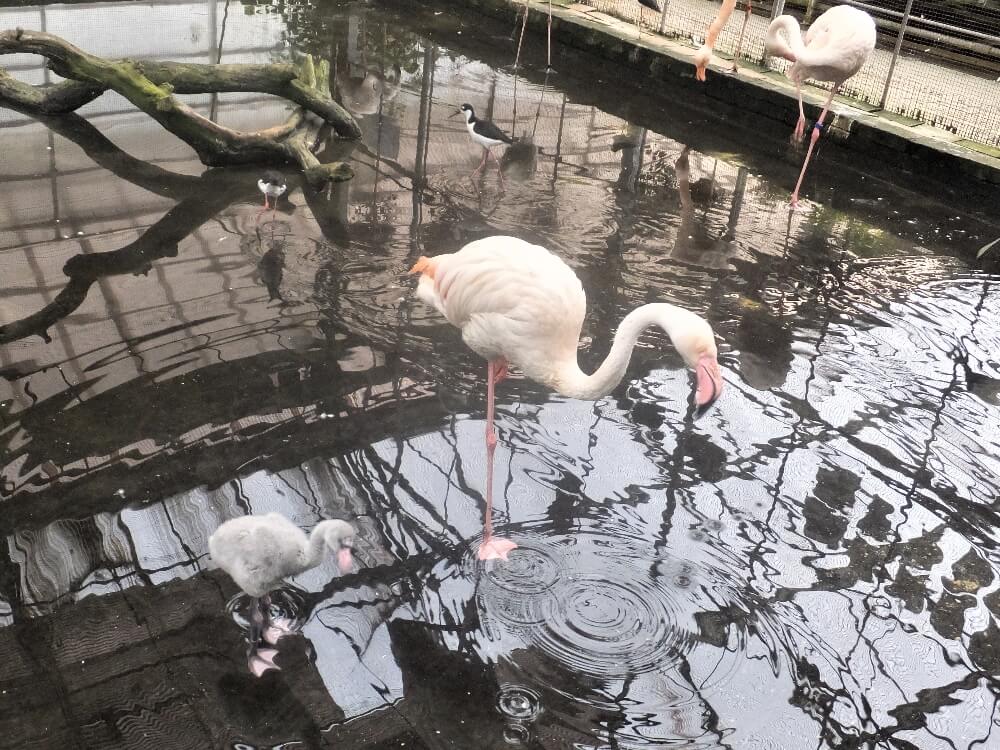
[257,241,287,304]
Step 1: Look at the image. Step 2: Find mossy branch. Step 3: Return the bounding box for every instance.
[0,29,360,182]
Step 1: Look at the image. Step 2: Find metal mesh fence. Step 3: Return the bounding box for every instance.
[582,0,1000,148]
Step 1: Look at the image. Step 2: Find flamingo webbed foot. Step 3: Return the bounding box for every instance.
[263,617,295,645]
[248,646,280,677]
[478,537,518,561]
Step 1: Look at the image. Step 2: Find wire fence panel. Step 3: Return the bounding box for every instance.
[580,0,1000,148]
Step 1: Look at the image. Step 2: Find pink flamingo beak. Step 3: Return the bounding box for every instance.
[695,354,723,411]
[337,546,354,574]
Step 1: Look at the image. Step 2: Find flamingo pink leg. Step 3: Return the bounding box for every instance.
[794,83,807,141]
[478,358,517,561]
[546,0,553,70]
[511,0,554,71]
[513,4,529,69]
[492,358,509,384]
[791,86,839,207]
[730,0,752,73]
[249,647,279,677]
[247,595,282,675]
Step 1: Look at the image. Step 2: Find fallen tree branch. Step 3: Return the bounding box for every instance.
[0,29,360,181]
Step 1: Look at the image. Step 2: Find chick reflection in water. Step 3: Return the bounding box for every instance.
[209,514,356,676]
[410,237,723,561]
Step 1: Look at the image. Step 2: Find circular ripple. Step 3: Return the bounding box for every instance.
[501,723,531,746]
[470,532,568,626]
[497,684,541,722]
[225,585,309,637]
[532,571,696,679]
[484,545,561,596]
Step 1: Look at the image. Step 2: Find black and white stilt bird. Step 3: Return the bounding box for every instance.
[450,104,514,185]
[256,170,287,224]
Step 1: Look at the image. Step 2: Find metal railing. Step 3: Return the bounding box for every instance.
[583,0,1000,148]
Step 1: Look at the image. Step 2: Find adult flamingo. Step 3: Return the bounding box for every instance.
[765,5,876,205]
[693,0,753,81]
[410,237,723,561]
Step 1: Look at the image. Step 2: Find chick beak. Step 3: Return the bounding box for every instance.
[694,354,723,415]
[448,109,462,119]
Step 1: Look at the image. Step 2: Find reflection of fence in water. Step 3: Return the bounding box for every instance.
[581,0,1000,147]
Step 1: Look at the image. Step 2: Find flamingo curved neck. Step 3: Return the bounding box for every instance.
[768,15,846,70]
[553,304,695,400]
[301,526,330,570]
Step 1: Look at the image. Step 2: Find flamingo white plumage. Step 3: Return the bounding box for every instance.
[209,514,355,675]
[765,5,876,205]
[410,236,723,561]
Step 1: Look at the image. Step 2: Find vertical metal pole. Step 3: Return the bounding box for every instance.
[880,0,914,110]
[412,45,434,231]
[657,0,670,34]
[770,0,785,21]
[208,0,218,122]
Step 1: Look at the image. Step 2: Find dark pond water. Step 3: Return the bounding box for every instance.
[2,0,1000,748]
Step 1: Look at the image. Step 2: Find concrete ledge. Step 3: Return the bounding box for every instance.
[456,0,1000,189]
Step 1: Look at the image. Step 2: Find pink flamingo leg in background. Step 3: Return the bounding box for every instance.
[730,0,752,72]
[479,358,517,561]
[546,0,553,70]
[511,0,554,70]
[791,86,838,206]
[794,82,807,141]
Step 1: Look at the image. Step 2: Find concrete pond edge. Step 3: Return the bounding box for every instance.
[453,0,1000,189]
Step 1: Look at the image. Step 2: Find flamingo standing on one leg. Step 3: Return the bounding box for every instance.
[410,237,723,561]
[693,0,753,81]
[765,5,876,206]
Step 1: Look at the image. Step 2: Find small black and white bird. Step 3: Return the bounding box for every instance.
[450,103,514,184]
[256,170,287,223]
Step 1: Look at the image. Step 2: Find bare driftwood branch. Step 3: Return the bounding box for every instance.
[0,29,360,182]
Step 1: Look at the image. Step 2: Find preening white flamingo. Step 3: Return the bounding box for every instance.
[693,0,753,81]
[410,236,723,561]
[209,514,355,675]
[765,5,876,205]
